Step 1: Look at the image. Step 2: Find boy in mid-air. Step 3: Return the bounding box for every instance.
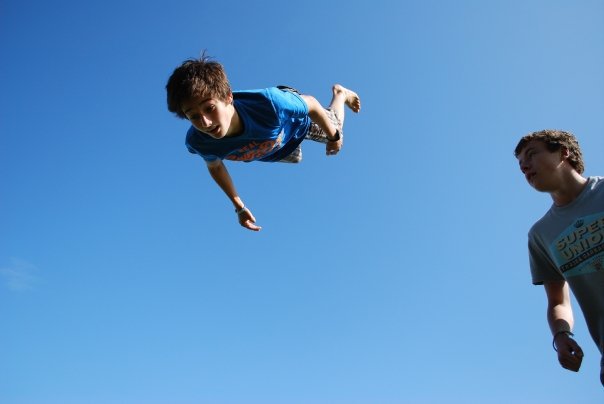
[515,129,604,386]
[166,55,361,231]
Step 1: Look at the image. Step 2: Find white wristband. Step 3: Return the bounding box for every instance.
[235,206,247,215]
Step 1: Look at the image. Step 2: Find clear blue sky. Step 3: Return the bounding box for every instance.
[2,1,604,403]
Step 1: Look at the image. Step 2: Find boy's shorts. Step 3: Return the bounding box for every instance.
[305,108,343,143]
[275,85,343,163]
[279,108,343,163]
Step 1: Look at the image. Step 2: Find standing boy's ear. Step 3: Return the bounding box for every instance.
[227,92,233,104]
[560,146,570,160]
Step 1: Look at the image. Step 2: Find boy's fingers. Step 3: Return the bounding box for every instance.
[566,339,584,359]
[573,348,584,361]
[326,146,340,155]
[326,140,342,156]
[570,341,584,356]
[243,221,261,231]
[559,348,583,372]
[238,213,261,231]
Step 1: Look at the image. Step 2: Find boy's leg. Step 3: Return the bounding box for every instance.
[306,84,360,144]
[327,84,361,124]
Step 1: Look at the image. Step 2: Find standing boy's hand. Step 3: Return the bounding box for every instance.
[238,208,262,231]
[554,333,584,372]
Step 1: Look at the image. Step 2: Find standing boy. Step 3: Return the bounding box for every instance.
[166,55,361,231]
[515,129,604,386]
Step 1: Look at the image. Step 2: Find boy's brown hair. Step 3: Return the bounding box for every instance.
[166,54,232,119]
[514,129,585,174]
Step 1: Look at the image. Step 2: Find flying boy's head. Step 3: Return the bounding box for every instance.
[166,54,232,119]
[514,129,585,175]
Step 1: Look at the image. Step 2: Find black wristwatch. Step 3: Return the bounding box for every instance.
[327,129,340,142]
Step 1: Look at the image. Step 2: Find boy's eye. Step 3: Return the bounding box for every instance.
[205,105,215,113]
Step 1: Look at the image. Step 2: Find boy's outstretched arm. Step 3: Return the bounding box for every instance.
[206,160,261,231]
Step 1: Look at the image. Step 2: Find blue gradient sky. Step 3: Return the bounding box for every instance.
[2,1,604,403]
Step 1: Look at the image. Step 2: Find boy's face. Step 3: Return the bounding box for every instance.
[181,93,236,139]
[517,139,568,193]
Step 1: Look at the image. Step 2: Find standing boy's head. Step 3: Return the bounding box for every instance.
[515,129,585,173]
[166,54,232,119]
[515,129,585,192]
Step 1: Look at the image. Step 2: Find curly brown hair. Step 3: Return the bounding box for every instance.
[166,53,231,119]
[514,129,585,174]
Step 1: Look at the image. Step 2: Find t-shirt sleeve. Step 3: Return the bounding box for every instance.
[187,146,220,163]
[185,127,220,163]
[528,231,564,285]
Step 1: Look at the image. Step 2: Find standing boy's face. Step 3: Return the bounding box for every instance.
[181,94,235,139]
[517,139,567,193]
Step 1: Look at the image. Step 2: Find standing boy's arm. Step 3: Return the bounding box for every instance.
[544,280,583,371]
[300,95,342,155]
[206,160,261,231]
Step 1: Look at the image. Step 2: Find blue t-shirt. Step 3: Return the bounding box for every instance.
[185,87,311,163]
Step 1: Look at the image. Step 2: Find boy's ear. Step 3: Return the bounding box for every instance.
[227,92,233,104]
[560,146,570,159]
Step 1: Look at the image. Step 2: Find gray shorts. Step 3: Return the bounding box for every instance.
[278,108,343,163]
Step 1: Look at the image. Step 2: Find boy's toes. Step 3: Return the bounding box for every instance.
[345,90,361,113]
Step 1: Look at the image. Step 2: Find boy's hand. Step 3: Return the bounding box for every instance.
[554,333,584,372]
[237,207,262,231]
[326,139,343,156]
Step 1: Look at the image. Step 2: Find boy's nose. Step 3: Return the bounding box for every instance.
[201,115,212,128]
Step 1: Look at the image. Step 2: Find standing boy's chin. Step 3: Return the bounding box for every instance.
[530,181,553,194]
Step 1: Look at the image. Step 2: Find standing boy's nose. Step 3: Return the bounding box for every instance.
[518,152,529,173]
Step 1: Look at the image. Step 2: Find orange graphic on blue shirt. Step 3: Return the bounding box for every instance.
[225,132,284,162]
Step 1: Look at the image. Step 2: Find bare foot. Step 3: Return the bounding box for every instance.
[334,84,361,113]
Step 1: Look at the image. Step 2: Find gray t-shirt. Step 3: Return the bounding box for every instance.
[528,176,604,356]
